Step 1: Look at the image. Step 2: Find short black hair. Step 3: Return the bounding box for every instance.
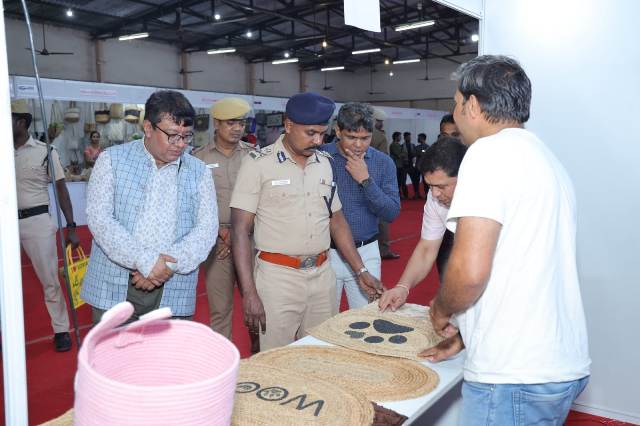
[403,132,411,137]
[336,102,374,132]
[417,136,467,177]
[89,130,100,139]
[144,90,195,127]
[453,55,531,124]
[440,113,455,127]
[12,113,32,129]
[418,133,427,142]
[392,131,401,141]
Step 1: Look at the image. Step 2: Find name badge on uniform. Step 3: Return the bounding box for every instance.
[271,179,291,186]
[206,163,219,169]
[320,178,336,187]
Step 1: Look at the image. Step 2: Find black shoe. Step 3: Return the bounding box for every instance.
[381,252,400,260]
[54,332,72,352]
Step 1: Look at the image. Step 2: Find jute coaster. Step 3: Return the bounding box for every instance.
[308,309,444,361]
[232,361,374,426]
[252,345,439,401]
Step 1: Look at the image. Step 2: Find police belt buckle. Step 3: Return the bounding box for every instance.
[300,255,318,269]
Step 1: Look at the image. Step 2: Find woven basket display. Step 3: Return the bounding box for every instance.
[308,309,445,361]
[74,302,240,426]
[232,361,374,426]
[252,345,439,401]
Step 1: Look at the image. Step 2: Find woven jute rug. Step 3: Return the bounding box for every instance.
[232,361,374,426]
[308,309,444,361]
[252,345,439,401]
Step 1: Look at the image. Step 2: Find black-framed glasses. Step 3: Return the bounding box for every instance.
[152,124,194,145]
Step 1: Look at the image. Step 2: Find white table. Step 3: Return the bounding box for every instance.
[292,335,464,425]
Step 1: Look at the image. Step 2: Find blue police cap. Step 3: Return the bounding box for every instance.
[285,92,335,125]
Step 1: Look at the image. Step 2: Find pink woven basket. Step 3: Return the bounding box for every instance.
[74,302,239,425]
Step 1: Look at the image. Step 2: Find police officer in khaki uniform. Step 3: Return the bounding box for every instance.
[192,97,259,352]
[12,100,79,352]
[230,93,384,351]
[371,108,400,260]
[370,107,389,154]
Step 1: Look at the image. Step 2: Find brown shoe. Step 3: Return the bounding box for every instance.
[381,252,400,260]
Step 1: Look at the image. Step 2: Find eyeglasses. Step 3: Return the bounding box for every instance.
[152,124,194,145]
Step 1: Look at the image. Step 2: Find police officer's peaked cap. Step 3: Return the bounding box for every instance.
[285,92,335,125]
[373,107,387,121]
[211,97,251,120]
[11,99,30,114]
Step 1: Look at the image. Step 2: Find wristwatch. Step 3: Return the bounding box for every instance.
[356,267,369,276]
[359,177,373,188]
[66,222,77,229]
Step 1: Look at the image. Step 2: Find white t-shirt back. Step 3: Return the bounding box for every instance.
[447,128,590,384]
[421,191,449,241]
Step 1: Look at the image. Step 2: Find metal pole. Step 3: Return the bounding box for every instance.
[0,11,29,426]
[19,0,82,348]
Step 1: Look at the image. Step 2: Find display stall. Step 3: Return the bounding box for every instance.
[12,74,449,229]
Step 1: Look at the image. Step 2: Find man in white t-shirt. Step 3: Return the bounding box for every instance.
[426,55,590,425]
[378,137,466,313]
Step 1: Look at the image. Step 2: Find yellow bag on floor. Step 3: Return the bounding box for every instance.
[65,246,88,309]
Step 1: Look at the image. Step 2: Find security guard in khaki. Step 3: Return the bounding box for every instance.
[12,100,79,352]
[230,92,384,351]
[370,107,389,154]
[193,98,258,348]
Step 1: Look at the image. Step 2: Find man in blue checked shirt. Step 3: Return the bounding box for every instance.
[321,103,400,309]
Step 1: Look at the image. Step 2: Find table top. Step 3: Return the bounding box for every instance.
[292,334,465,423]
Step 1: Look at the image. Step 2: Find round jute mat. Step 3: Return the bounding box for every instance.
[308,309,444,361]
[252,345,439,401]
[232,361,374,426]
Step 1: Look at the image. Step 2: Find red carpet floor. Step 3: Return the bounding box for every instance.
[0,196,633,425]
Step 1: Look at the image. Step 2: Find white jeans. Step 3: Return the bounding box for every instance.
[329,241,382,309]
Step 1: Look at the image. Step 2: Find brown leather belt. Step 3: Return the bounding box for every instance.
[258,250,328,269]
[18,205,49,220]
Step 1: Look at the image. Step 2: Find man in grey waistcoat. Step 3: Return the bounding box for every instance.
[83,90,218,323]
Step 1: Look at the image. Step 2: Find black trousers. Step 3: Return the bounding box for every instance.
[396,167,408,198]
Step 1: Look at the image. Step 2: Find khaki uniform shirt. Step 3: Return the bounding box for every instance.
[193,139,255,225]
[371,128,389,154]
[14,137,65,209]
[230,135,342,256]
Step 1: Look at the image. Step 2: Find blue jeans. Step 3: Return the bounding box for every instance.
[460,376,589,426]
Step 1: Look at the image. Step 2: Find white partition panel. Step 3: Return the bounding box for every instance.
[441,0,640,422]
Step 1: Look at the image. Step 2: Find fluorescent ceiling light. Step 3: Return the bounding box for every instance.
[471,34,479,42]
[393,58,421,64]
[352,48,381,55]
[118,32,149,41]
[207,47,236,55]
[394,20,435,31]
[321,66,344,71]
[66,9,73,17]
[214,13,221,20]
[272,58,299,64]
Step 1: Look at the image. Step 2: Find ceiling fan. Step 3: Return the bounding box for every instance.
[179,68,203,74]
[257,63,280,84]
[26,23,74,56]
[367,67,384,95]
[322,73,333,91]
[417,59,444,81]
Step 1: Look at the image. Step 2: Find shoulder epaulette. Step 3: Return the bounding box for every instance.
[248,145,273,159]
[316,149,333,159]
[190,145,205,155]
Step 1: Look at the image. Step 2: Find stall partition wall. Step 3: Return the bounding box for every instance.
[440,0,640,422]
[0,13,29,426]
